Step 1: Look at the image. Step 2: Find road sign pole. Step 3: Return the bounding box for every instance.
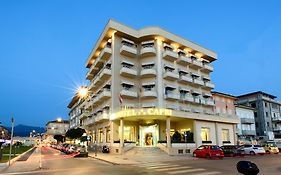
[8,117,14,166]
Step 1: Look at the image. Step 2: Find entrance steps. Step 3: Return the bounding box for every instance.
[124,147,166,156]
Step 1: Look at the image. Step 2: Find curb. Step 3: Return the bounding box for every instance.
[88,155,120,165]
[0,146,36,172]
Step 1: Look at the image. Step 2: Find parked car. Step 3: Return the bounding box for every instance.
[220,145,245,157]
[193,145,224,159]
[241,144,266,155]
[263,142,279,154]
[74,145,88,157]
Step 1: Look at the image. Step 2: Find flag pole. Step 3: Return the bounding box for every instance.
[8,117,14,166]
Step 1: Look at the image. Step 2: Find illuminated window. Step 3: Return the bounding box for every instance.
[120,126,135,142]
[222,129,229,141]
[99,129,103,143]
[201,127,210,141]
[106,128,111,143]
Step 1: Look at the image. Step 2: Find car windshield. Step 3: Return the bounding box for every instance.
[211,146,220,150]
[267,143,277,147]
[254,145,262,147]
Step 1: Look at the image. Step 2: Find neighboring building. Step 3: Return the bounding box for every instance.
[68,20,239,155]
[212,91,236,116]
[45,119,69,143]
[13,136,37,146]
[236,91,281,140]
[235,105,256,144]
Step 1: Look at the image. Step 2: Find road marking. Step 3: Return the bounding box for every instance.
[191,172,222,175]
[137,163,169,167]
[146,164,180,169]
[167,168,205,174]
[154,166,191,171]
[0,168,84,175]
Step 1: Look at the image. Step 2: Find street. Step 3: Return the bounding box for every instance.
[1,146,281,175]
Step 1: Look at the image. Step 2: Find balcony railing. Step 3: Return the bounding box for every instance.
[274,126,281,131]
[177,55,192,66]
[163,50,178,61]
[120,89,138,98]
[190,59,203,69]
[193,79,204,87]
[120,67,138,77]
[204,82,215,89]
[163,70,179,81]
[99,67,111,80]
[99,46,112,61]
[120,44,137,57]
[178,75,193,84]
[140,67,156,77]
[95,112,109,122]
[140,46,156,57]
[240,118,255,124]
[180,95,194,102]
[165,93,180,100]
[241,130,256,136]
[97,88,111,102]
[272,117,281,122]
[141,89,157,98]
[201,63,214,72]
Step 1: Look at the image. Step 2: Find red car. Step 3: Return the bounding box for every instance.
[193,145,224,159]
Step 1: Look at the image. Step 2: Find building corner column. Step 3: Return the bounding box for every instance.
[156,39,164,108]
[120,118,124,149]
[166,116,171,149]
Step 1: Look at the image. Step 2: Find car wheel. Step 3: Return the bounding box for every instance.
[250,151,255,156]
[193,153,197,157]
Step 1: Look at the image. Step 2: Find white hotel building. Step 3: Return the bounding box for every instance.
[68,20,239,155]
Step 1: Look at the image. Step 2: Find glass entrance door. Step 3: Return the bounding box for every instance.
[139,124,159,147]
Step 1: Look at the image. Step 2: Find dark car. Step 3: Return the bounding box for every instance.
[74,145,88,157]
[220,145,245,157]
[193,145,224,159]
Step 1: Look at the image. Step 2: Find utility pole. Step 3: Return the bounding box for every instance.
[8,117,14,166]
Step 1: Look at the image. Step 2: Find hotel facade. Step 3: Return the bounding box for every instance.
[68,20,239,155]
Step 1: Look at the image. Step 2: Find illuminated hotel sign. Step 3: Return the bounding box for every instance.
[111,108,172,120]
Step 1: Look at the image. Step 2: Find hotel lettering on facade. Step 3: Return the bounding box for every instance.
[68,20,239,155]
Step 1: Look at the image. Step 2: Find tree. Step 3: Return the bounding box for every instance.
[65,128,86,140]
[54,135,65,143]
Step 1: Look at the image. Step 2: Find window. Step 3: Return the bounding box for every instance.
[251,103,256,108]
[265,102,268,108]
[201,127,210,141]
[99,128,103,143]
[254,112,257,118]
[266,112,269,117]
[222,129,230,141]
[267,122,270,127]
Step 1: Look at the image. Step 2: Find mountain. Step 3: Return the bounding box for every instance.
[6,124,45,137]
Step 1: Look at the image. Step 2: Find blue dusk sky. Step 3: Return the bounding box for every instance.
[0,1,281,127]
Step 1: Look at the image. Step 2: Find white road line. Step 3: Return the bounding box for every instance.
[191,172,222,175]
[137,163,169,167]
[167,168,205,174]
[146,164,180,169]
[154,166,191,171]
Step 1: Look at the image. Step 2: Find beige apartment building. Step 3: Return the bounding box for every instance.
[45,119,69,143]
[68,20,239,155]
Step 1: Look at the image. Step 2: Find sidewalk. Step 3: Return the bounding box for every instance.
[88,151,196,165]
[0,147,44,173]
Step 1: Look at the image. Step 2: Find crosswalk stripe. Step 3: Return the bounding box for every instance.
[167,168,205,174]
[191,172,222,175]
[137,163,169,167]
[147,165,180,169]
[155,166,191,171]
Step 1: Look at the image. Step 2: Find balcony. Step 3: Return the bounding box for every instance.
[193,97,201,104]
[180,95,194,103]
[141,89,157,99]
[165,93,180,100]
[192,79,204,87]
[177,55,192,66]
[163,50,178,62]
[204,99,215,106]
[120,67,137,78]
[163,71,179,81]
[241,130,256,136]
[140,46,156,57]
[204,82,215,89]
[120,44,137,57]
[190,59,203,69]
[98,89,111,102]
[142,103,157,108]
[201,63,214,73]
[99,67,111,80]
[140,68,156,78]
[166,104,179,110]
[120,89,138,98]
[79,111,91,120]
[179,106,191,112]
[86,72,94,80]
[241,118,255,124]
[274,126,281,131]
[95,112,109,123]
[272,117,281,122]
[100,46,112,61]
[178,75,193,84]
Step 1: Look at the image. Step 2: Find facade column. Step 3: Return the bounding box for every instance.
[103,127,106,144]
[120,118,124,148]
[166,116,171,148]
[215,122,219,145]
[193,120,197,147]
[110,121,114,145]
[233,124,238,145]
[156,39,164,108]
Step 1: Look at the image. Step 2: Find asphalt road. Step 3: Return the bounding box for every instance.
[1,147,281,175]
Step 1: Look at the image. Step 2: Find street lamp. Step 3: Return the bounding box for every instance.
[57,118,62,122]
